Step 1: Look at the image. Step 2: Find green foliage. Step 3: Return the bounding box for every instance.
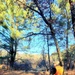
[51,0,71,19]
[57,0,62,4]
[8,26,22,39]
[51,4,61,14]
[51,45,75,62]
[72,0,75,2]
[0,0,33,39]
[0,1,6,21]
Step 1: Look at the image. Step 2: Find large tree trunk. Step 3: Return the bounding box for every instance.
[10,53,15,68]
[10,38,17,68]
[10,37,14,68]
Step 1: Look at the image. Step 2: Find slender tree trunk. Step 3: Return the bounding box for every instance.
[46,29,50,75]
[46,28,50,67]
[47,36,50,68]
[53,35,62,66]
[42,49,47,69]
[65,10,71,70]
[69,0,75,38]
[66,12,69,64]
[66,25,69,70]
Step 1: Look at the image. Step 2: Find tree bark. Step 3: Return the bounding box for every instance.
[65,9,71,70]
[69,0,75,38]
[10,38,17,68]
[46,29,50,75]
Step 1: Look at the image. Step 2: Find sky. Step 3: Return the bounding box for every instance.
[17,29,75,55]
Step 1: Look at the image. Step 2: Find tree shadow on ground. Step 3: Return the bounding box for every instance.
[37,60,46,68]
[13,59,32,71]
[0,70,75,75]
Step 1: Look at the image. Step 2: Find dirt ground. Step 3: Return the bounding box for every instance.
[0,70,75,75]
[64,70,75,75]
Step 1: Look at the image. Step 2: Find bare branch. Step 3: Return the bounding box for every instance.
[18,32,51,40]
[26,5,41,14]
[0,32,10,43]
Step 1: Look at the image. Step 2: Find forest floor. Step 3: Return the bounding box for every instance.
[0,70,75,75]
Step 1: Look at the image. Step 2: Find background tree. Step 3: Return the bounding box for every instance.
[20,0,63,66]
[0,0,32,68]
[69,0,75,37]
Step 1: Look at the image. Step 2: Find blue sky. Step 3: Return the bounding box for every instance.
[18,30,75,55]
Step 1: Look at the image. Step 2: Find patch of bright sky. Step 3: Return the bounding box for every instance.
[68,31,75,45]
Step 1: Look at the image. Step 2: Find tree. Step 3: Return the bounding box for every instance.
[69,0,75,38]
[0,0,32,68]
[57,0,75,68]
[24,0,75,66]
[17,0,63,66]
